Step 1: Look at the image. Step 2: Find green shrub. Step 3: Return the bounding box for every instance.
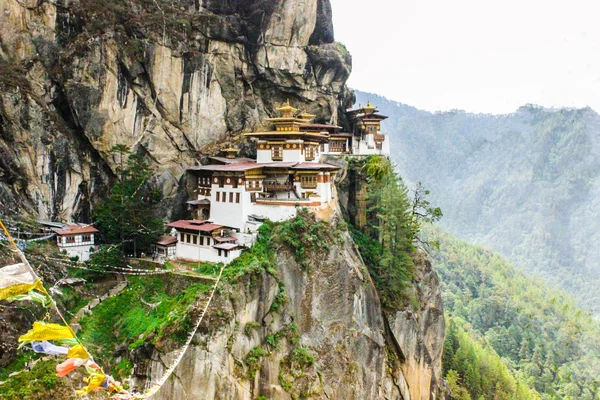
[290,347,315,370]
[245,346,267,379]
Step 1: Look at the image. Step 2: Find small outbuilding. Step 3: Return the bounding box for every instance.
[152,236,177,262]
[54,224,98,261]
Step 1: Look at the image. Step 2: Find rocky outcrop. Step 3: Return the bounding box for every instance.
[131,229,445,400]
[0,0,352,221]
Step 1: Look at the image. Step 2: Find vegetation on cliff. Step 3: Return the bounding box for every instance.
[428,226,600,399]
[348,156,441,310]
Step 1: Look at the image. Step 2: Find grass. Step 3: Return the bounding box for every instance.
[222,222,276,282]
[78,275,212,360]
[0,360,67,400]
[0,351,36,381]
[272,209,339,269]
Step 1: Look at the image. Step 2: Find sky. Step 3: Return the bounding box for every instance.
[329,0,600,114]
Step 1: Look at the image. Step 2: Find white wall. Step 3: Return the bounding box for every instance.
[63,245,95,261]
[257,149,272,163]
[251,204,298,222]
[175,241,242,265]
[353,135,390,156]
[210,183,249,230]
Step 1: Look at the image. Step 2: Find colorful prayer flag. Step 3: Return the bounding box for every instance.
[18,321,75,343]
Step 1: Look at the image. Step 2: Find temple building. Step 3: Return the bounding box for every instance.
[166,220,244,264]
[186,102,341,232]
[347,102,390,156]
[54,224,98,261]
[172,100,388,264]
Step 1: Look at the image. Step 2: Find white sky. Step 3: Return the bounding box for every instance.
[329,0,600,114]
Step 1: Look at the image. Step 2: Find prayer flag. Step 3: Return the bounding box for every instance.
[0,263,46,300]
[31,341,69,356]
[75,372,106,395]
[18,321,75,343]
[67,344,91,360]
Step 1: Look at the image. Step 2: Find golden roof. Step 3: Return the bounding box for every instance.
[276,99,298,116]
[363,101,376,111]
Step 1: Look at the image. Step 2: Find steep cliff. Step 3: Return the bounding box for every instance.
[0,0,353,221]
[129,215,444,400]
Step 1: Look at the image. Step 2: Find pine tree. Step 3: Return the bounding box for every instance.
[94,148,164,257]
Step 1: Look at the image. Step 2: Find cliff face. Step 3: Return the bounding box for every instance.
[131,229,445,400]
[0,0,353,221]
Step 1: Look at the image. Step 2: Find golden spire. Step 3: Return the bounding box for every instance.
[276,99,298,118]
[222,145,240,159]
[364,101,375,111]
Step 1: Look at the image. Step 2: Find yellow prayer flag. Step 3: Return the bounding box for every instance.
[75,372,106,395]
[18,321,75,343]
[0,263,47,301]
[67,344,91,360]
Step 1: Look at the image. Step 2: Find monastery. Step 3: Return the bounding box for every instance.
[166,101,389,265]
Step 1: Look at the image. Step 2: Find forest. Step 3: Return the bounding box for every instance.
[355,90,600,317]
[427,226,600,399]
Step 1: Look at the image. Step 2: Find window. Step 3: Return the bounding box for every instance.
[219,177,224,188]
[272,145,283,161]
[192,235,197,245]
[81,235,91,242]
[251,193,257,203]
[305,145,315,161]
[66,236,75,244]
[216,192,220,202]
[236,193,240,203]
[229,192,234,203]
[218,249,222,257]
[301,175,318,188]
[199,236,204,246]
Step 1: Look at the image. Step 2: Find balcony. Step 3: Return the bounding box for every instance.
[263,182,294,192]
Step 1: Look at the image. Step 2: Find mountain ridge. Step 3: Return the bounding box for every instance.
[355,89,600,316]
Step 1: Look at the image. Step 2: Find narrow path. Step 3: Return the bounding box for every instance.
[70,276,128,333]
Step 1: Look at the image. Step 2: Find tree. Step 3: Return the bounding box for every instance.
[411,181,443,249]
[94,148,163,257]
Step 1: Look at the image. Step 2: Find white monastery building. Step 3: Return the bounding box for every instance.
[167,220,244,265]
[54,224,98,261]
[172,100,389,264]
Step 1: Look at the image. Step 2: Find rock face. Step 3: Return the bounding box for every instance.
[0,0,353,221]
[132,230,445,400]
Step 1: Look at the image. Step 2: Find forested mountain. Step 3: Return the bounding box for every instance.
[354,90,600,315]
[427,226,600,400]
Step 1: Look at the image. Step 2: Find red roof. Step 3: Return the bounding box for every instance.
[55,224,99,236]
[329,132,353,138]
[208,157,255,165]
[154,236,177,246]
[167,220,224,232]
[188,162,259,172]
[189,161,339,173]
[291,162,340,170]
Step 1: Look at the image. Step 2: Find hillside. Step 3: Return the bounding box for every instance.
[355,90,600,316]
[426,225,600,399]
[0,212,445,399]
